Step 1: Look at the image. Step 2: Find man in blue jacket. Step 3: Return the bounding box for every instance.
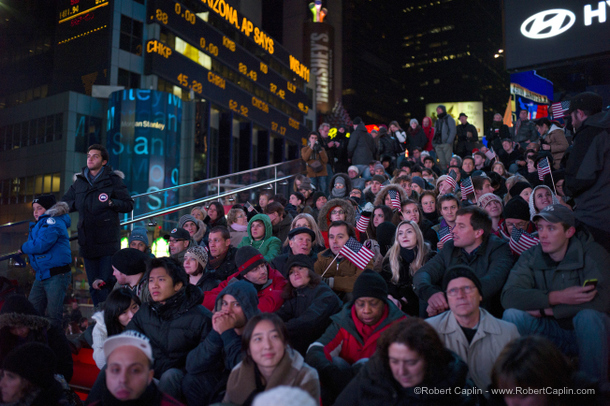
[19,194,72,328]
[62,144,134,308]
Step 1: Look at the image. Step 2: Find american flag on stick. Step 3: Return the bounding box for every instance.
[550,101,570,119]
[388,189,402,210]
[446,170,458,192]
[461,177,474,200]
[355,214,370,233]
[244,201,258,213]
[509,228,539,255]
[439,226,453,244]
[537,157,551,181]
[339,237,375,270]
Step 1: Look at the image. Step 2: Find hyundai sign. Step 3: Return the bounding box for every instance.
[504,1,610,70]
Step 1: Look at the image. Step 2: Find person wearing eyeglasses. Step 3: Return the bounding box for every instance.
[426,266,519,400]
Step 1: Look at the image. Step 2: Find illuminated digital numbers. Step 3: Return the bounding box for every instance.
[229,100,249,117]
[239,63,257,81]
[222,36,236,52]
[260,62,268,74]
[155,9,168,24]
[174,3,195,24]
[269,83,285,99]
[177,73,203,93]
[289,118,300,130]
[200,38,219,57]
[271,122,286,136]
[287,82,296,93]
[298,102,309,114]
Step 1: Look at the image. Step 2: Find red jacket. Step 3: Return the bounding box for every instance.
[305,301,406,367]
[202,266,287,312]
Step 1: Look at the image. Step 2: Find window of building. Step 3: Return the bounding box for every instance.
[120,15,143,55]
[118,68,141,89]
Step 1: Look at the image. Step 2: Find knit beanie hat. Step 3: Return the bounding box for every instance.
[311,191,327,205]
[236,246,266,276]
[503,196,530,221]
[509,181,531,198]
[373,163,385,173]
[371,175,386,184]
[2,342,57,388]
[477,193,502,210]
[410,118,419,126]
[111,248,148,276]
[411,176,426,190]
[442,265,484,299]
[215,280,260,321]
[185,245,208,270]
[352,269,388,304]
[32,194,56,210]
[128,227,149,246]
[179,214,200,230]
[334,176,346,187]
[348,165,360,175]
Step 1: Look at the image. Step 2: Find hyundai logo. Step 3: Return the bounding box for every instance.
[521,9,576,39]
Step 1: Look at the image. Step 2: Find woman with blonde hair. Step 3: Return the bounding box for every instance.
[380,220,433,316]
[282,213,326,252]
[227,207,249,247]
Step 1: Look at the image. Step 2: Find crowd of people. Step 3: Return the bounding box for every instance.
[1,91,609,405]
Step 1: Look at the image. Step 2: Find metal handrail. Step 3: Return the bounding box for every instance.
[129,159,301,199]
[120,175,294,227]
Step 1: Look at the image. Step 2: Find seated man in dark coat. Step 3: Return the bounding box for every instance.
[183,280,260,406]
[126,257,212,401]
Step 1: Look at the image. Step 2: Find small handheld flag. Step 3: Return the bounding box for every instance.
[537,157,551,181]
[339,237,375,270]
[509,228,540,255]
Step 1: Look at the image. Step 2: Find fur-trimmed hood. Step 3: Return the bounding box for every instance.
[44,201,70,217]
[0,310,50,331]
[317,198,356,231]
[373,184,409,207]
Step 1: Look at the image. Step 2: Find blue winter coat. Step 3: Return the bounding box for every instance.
[21,202,72,281]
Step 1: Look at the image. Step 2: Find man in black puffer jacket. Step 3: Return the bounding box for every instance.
[62,144,134,307]
[128,257,213,401]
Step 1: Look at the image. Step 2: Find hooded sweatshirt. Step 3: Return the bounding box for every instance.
[237,214,282,262]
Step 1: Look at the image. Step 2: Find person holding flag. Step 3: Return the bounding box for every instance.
[314,221,374,301]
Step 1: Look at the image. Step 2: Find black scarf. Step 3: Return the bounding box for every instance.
[400,247,416,264]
